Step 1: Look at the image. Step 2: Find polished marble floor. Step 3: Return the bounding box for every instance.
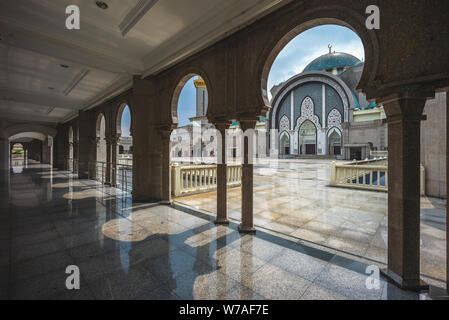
[0,163,446,300]
[176,159,447,285]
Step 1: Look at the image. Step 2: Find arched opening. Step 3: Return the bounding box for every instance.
[170,73,211,164]
[11,143,25,168]
[95,113,107,183]
[279,132,290,156]
[328,128,342,156]
[68,126,74,172]
[116,104,133,191]
[298,120,317,155]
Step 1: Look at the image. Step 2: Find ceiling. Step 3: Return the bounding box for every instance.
[0,0,288,125]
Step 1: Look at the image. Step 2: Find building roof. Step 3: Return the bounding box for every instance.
[303,52,361,72]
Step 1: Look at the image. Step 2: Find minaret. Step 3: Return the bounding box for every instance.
[194,77,208,117]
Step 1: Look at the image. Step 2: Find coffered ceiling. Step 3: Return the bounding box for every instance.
[0,0,288,124]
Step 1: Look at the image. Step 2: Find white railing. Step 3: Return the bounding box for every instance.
[171,164,242,197]
[330,159,425,195]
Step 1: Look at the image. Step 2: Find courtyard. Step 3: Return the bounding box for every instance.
[175,159,447,286]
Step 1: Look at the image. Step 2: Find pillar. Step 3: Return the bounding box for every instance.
[41,136,52,165]
[105,137,112,185]
[215,123,229,225]
[0,137,9,171]
[238,120,257,234]
[446,89,449,293]
[381,92,429,290]
[111,134,120,187]
[159,127,172,204]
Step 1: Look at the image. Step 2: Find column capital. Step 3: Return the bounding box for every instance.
[158,124,175,140]
[378,89,432,123]
[238,119,258,131]
[212,121,231,134]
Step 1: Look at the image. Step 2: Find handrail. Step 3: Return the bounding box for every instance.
[171,163,242,197]
[330,160,425,195]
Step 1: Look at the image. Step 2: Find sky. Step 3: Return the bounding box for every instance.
[121,105,131,137]
[121,25,364,129]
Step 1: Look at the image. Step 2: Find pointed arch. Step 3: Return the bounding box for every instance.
[326,108,343,134]
[295,96,321,132]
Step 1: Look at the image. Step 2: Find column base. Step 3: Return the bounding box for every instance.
[381,268,429,291]
[214,218,230,225]
[238,224,256,234]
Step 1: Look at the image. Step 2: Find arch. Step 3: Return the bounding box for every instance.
[95,112,107,138]
[115,102,133,137]
[270,72,354,131]
[298,120,317,155]
[96,113,107,164]
[5,124,57,139]
[279,115,290,133]
[279,131,290,156]
[327,127,342,156]
[259,11,379,108]
[295,97,321,132]
[170,68,213,126]
[326,108,343,134]
[9,132,47,142]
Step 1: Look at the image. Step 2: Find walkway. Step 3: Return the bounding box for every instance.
[0,164,445,299]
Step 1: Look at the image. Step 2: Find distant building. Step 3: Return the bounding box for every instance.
[267,48,387,160]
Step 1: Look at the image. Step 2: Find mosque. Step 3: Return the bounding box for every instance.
[267,46,387,160]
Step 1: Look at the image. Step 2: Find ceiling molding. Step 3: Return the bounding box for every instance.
[63,69,90,96]
[62,75,134,123]
[0,111,60,124]
[119,0,159,37]
[142,0,288,76]
[0,87,82,110]
[0,21,143,74]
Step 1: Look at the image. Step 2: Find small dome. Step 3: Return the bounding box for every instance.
[303,52,362,72]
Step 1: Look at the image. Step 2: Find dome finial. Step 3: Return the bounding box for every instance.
[328,44,332,54]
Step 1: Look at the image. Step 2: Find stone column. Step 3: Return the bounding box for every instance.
[238,120,257,234]
[111,134,120,187]
[41,136,52,165]
[446,89,449,293]
[159,127,172,204]
[215,123,229,225]
[103,137,111,185]
[381,92,429,290]
[0,137,9,171]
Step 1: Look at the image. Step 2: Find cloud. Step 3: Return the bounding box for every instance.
[267,25,365,100]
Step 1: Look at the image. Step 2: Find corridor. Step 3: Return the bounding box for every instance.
[0,164,441,300]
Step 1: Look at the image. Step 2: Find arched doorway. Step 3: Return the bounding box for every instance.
[116,104,133,191]
[280,132,290,156]
[328,128,342,156]
[299,120,317,155]
[95,113,107,183]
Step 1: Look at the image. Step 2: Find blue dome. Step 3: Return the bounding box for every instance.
[303,52,361,72]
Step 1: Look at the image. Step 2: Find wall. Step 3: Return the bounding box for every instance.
[421,91,447,198]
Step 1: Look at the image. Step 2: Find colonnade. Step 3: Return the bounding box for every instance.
[47,0,449,292]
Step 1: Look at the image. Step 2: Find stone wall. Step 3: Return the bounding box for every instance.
[421,91,447,198]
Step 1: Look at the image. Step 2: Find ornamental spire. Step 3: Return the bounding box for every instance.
[328,44,332,54]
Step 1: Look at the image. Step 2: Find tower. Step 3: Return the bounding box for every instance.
[194,77,208,117]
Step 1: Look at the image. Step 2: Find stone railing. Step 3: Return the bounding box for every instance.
[330,159,425,196]
[171,163,242,197]
[370,150,388,158]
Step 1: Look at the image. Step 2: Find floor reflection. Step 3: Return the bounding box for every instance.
[1,163,446,300]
